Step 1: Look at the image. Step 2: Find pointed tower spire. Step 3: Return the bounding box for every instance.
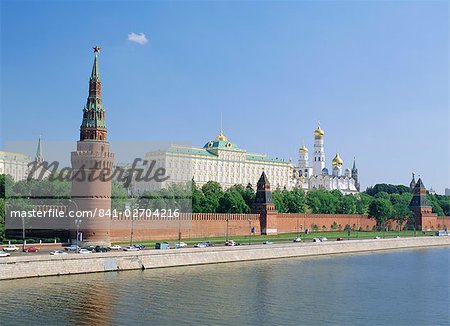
[80,46,107,141]
[35,134,43,163]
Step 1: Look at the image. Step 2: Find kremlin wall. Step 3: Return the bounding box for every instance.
[109,212,376,242]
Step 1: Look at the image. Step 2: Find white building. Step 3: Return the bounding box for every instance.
[136,130,294,192]
[294,125,359,194]
[0,135,50,182]
[0,151,31,182]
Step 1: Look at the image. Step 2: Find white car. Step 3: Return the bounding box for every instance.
[123,246,140,251]
[109,245,122,250]
[3,245,19,252]
[225,240,236,246]
[65,245,80,251]
[0,252,11,257]
[177,242,187,248]
[312,238,322,243]
[293,238,302,243]
[78,249,92,254]
[263,241,273,245]
[50,250,68,255]
[320,237,328,242]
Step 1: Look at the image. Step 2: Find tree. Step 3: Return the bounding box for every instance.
[284,187,307,213]
[355,193,373,214]
[368,198,392,225]
[201,181,223,213]
[272,189,286,213]
[337,195,357,214]
[218,188,249,213]
[306,189,338,214]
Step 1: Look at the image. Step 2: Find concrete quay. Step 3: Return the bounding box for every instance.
[0,236,449,281]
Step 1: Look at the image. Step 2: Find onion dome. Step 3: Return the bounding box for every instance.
[299,144,308,152]
[332,153,343,166]
[314,125,324,137]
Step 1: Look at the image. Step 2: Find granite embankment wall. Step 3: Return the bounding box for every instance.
[110,213,376,242]
[1,237,449,281]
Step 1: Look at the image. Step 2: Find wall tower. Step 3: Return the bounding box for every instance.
[71,46,115,245]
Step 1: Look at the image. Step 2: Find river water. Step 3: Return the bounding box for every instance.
[0,247,449,325]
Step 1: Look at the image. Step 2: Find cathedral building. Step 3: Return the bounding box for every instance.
[293,125,359,194]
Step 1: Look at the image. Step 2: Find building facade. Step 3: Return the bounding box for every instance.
[0,151,31,182]
[293,125,359,194]
[140,130,294,192]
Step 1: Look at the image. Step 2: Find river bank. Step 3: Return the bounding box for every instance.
[1,236,449,281]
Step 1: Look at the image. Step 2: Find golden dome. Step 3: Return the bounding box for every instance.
[314,125,324,137]
[214,130,228,142]
[332,153,343,166]
[299,144,308,152]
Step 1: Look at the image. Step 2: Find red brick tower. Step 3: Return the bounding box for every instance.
[71,46,115,245]
[253,171,278,235]
[409,178,436,231]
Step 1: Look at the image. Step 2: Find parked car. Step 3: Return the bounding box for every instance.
[78,249,92,254]
[336,237,344,241]
[124,245,140,251]
[293,238,302,243]
[374,236,381,239]
[65,245,80,252]
[95,246,110,253]
[263,241,273,245]
[175,242,188,249]
[312,238,321,242]
[3,245,19,252]
[155,242,170,250]
[109,245,122,250]
[134,244,146,250]
[320,237,328,242]
[0,252,11,257]
[81,246,96,252]
[194,242,207,248]
[225,240,236,246]
[50,250,67,255]
[24,247,40,253]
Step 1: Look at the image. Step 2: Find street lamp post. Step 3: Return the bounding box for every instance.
[226,218,229,242]
[248,218,251,246]
[75,219,82,253]
[21,215,26,252]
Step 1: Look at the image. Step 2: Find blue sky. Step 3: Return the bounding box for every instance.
[1,1,448,193]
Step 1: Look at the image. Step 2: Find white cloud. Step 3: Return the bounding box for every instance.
[128,32,149,45]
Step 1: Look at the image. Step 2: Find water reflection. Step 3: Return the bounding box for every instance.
[0,248,448,325]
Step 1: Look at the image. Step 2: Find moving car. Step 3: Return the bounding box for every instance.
[155,242,170,250]
[50,250,67,255]
[78,249,92,254]
[124,245,140,251]
[0,252,11,257]
[134,244,146,250]
[336,237,344,241]
[65,245,80,252]
[293,238,302,243]
[24,247,40,253]
[320,237,328,242]
[263,241,273,245]
[3,245,19,252]
[312,238,321,242]
[194,242,208,248]
[225,240,236,246]
[175,242,188,249]
[94,246,110,253]
[109,245,122,250]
